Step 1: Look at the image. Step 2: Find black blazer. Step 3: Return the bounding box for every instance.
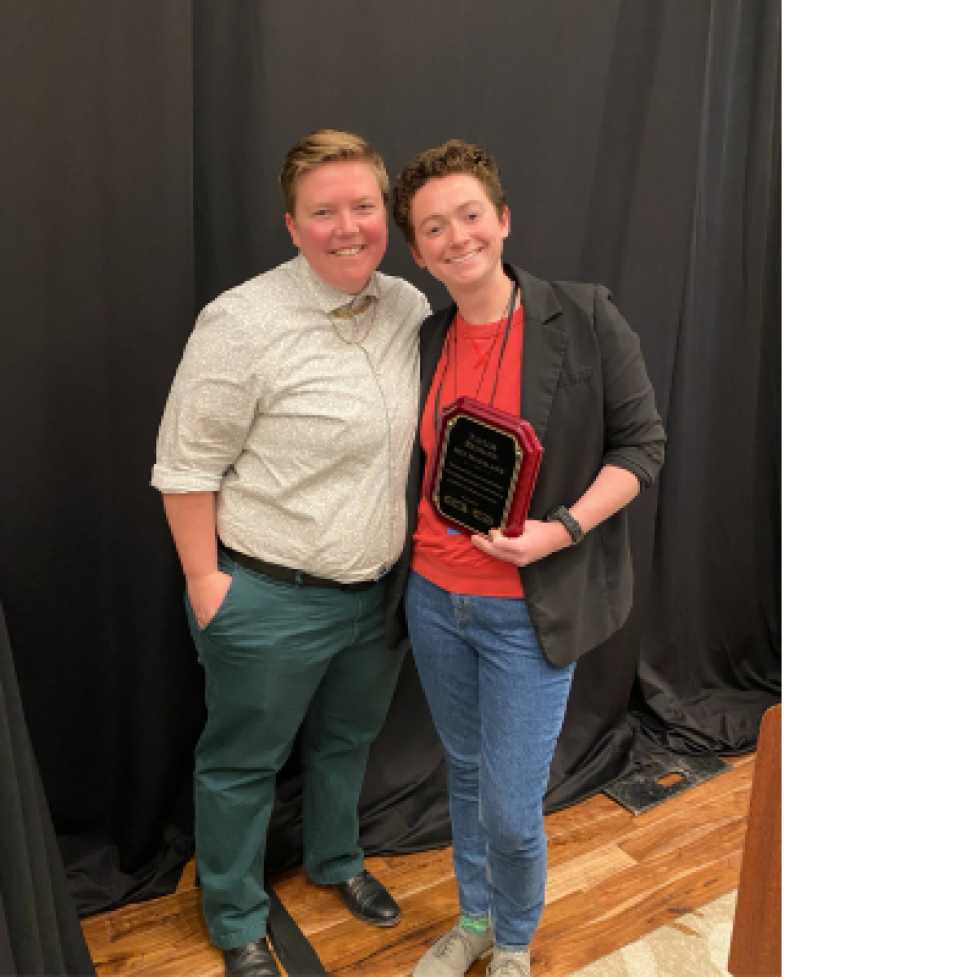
[384,265,665,667]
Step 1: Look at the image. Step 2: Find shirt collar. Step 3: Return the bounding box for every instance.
[294,254,380,314]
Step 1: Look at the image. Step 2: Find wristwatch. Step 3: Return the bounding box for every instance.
[546,505,584,545]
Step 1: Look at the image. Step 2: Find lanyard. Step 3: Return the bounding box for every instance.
[432,280,519,441]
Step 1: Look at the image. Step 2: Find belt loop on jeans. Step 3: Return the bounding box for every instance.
[220,543,379,593]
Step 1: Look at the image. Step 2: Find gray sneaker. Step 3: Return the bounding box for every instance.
[412,921,494,977]
[485,947,532,977]
[487,948,531,977]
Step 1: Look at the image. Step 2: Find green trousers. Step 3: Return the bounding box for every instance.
[186,552,405,950]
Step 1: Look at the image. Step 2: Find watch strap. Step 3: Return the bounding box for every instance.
[546,505,584,545]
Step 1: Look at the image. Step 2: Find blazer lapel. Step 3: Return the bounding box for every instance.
[512,266,566,448]
[408,308,452,502]
[418,307,453,410]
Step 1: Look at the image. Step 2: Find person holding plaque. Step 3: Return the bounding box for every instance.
[388,141,666,977]
[152,130,430,977]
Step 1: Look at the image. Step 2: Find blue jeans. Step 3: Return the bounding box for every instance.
[405,571,575,951]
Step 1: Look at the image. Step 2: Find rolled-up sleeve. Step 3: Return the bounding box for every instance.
[596,286,666,488]
[151,295,262,494]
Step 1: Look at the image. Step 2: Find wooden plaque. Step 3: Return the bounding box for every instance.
[426,396,543,538]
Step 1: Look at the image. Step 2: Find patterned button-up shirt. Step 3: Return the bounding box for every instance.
[152,255,430,581]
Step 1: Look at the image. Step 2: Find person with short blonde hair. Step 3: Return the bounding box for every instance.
[280,128,390,214]
[153,128,429,977]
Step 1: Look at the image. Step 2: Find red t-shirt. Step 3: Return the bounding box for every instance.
[411,307,525,597]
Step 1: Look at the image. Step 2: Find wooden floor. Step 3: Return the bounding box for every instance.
[82,754,754,976]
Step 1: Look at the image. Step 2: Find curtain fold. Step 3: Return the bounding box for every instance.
[1,607,96,975]
[0,0,198,911]
[636,0,782,753]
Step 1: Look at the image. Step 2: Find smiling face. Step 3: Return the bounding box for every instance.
[285,160,388,294]
[408,173,510,299]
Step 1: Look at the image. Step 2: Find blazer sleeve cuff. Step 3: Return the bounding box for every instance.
[601,449,663,490]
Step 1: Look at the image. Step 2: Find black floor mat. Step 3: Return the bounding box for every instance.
[267,886,331,977]
[603,752,730,815]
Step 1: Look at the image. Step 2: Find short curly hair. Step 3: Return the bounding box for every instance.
[280,129,389,216]
[392,140,506,248]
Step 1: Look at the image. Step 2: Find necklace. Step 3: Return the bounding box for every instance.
[328,294,379,346]
[457,294,510,405]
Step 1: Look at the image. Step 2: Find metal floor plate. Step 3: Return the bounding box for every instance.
[603,753,730,815]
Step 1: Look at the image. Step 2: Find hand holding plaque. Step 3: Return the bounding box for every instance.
[425,396,543,538]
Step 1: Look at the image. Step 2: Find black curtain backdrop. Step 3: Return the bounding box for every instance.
[0,0,780,916]
[1,606,96,975]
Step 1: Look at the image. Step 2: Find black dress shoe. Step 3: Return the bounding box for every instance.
[334,869,401,927]
[224,937,281,977]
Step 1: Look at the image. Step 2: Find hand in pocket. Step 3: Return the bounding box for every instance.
[188,570,233,629]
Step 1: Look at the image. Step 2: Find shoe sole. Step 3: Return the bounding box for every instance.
[344,904,402,928]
